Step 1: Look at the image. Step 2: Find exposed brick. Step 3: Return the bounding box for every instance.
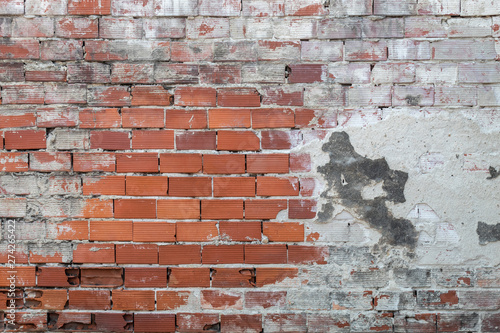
[157,199,200,219]
[159,245,201,265]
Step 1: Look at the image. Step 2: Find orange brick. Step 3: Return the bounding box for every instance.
[131,85,172,106]
[211,268,256,288]
[219,221,261,242]
[176,222,218,242]
[90,221,133,241]
[245,244,287,264]
[202,245,245,264]
[201,290,243,310]
[176,131,216,150]
[68,0,111,15]
[122,108,164,128]
[116,153,158,173]
[115,199,156,219]
[159,245,201,265]
[247,154,289,173]
[160,153,202,173]
[69,290,110,310]
[80,267,122,288]
[0,111,36,128]
[245,199,287,219]
[132,130,174,149]
[217,88,260,107]
[4,129,46,150]
[0,267,35,287]
[169,268,210,288]
[0,152,28,172]
[208,109,251,128]
[79,199,114,218]
[25,289,68,310]
[175,87,216,107]
[203,154,245,174]
[124,267,167,288]
[256,268,298,287]
[51,221,88,241]
[133,222,175,242]
[288,245,329,265]
[82,176,125,195]
[157,291,192,310]
[126,176,168,196]
[116,244,158,264]
[73,152,115,172]
[79,108,121,128]
[257,177,299,196]
[157,199,200,219]
[165,109,207,129]
[73,244,115,264]
[252,109,295,129]
[214,177,256,197]
[289,199,317,219]
[112,290,155,311]
[263,222,304,242]
[217,131,260,151]
[36,267,79,287]
[202,200,244,219]
[90,131,130,150]
[135,314,176,333]
[169,177,212,197]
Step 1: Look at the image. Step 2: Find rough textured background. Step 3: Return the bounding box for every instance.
[0,0,499,331]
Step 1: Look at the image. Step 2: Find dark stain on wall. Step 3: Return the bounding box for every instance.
[477,221,500,245]
[318,131,418,248]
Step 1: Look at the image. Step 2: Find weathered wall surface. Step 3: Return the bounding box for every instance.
[0,0,499,331]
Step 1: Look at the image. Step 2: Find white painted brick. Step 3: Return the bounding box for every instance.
[328,63,371,84]
[153,0,198,16]
[388,40,431,60]
[374,0,417,16]
[372,63,415,84]
[393,86,434,106]
[348,86,392,107]
[329,0,372,16]
[461,0,500,16]
[478,86,500,106]
[447,18,492,37]
[48,129,90,150]
[431,39,496,60]
[416,63,458,85]
[273,18,317,39]
[230,18,274,39]
[417,0,460,15]
[304,86,344,107]
[434,86,477,106]
[301,41,343,62]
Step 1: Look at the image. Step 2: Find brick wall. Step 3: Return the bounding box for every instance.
[0,0,500,331]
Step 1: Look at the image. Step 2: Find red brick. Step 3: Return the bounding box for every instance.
[25,66,66,82]
[80,267,123,288]
[69,290,110,310]
[171,42,214,62]
[286,0,327,15]
[220,221,261,242]
[217,131,260,151]
[88,86,131,107]
[200,64,241,84]
[176,222,218,242]
[131,85,172,106]
[157,199,200,219]
[217,88,261,107]
[177,313,220,333]
[245,244,287,264]
[290,153,311,172]
[135,314,176,333]
[159,245,201,265]
[115,199,156,219]
[133,222,175,242]
[79,108,121,128]
[90,220,132,241]
[177,131,216,150]
[288,64,328,83]
[36,267,79,287]
[169,268,211,288]
[221,314,262,333]
[166,109,207,129]
[11,312,47,331]
[261,86,304,106]
[203,154,246,174]
[0,111,35,128]
[90,131,130,150]
[209,109,252,128]
[30,152,71,172]
[94,313,133,332]
[201,290,243,310]
[212,268,256,288]
[245,291,287,309]
[295,108,336,128]
[288,245,328,265]
[73,244,115,264]
[289,199,317,219]
[125,267,167,288]
[25,289,67,310]
[245,199,287,219]
[116,153,158,173]
[132,130,174,149]
[257,176,299,196]
[252,108,295,128]
[126,176,168,196]
[257,268,299,287]
[36,107,78,128]
[116,244,158,264]
[157,291,192,310]
[175,87,217,107]
[0,152,28,172]
[263,222,304,242]
[122,108,164,128]
[482,313,500,332]
[112,290,155,311]
[202,199,244,219]
[213,177,256,197]
[0,39,39,59]
[169,177,212,197]
[4,130,45,150]
[203,245,245,264]
[261,130,300,149]
[55,17,98,38]
[73,152,115,172]
[247,154,289,173]
[160,153,202,173]
[68,0,111,14]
